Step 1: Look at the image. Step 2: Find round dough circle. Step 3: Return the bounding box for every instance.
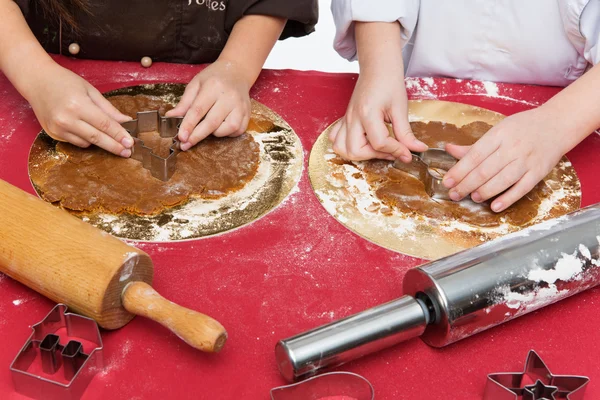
[28,83,304,242]
[309,100,581,260]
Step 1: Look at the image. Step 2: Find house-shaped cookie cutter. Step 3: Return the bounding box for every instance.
[10,304,104,400]
[393,148,457,200]
[121,110,184,181]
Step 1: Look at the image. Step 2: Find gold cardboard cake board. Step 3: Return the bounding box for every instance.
[28,84,303,242]
[309,100,581,260]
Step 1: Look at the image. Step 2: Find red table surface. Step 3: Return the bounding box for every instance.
[0,58,599,400]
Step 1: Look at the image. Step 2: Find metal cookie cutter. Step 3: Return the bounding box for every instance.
[393,149,457,200]
[271,372,374,400]
[10,304,104,400]
[484,350,589,400]
[121,110,184,181]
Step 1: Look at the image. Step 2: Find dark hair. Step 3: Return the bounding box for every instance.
[38,0,89,29]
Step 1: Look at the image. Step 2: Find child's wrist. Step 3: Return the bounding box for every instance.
[4,46,57,100]
[214,55,257,89]
[536,102,587,153]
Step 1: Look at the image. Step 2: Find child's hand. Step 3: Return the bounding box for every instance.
[167,60,251,151]
[28,65,134,157]
[442,108,565,212]
[328,71,428,162]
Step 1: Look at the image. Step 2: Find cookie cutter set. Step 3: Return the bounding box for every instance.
[269,349,589,399]
[121,111,184,181]
[275,203,600,396]
[393,148,457,200]
[10,304,103,400]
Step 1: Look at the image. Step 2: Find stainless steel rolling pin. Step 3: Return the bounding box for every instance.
[276,203,600,382]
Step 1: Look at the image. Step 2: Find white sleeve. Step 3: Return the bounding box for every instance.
[331,0,420,61]
[580,0,600,64]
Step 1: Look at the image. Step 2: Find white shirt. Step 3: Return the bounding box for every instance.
[332,0,600,86]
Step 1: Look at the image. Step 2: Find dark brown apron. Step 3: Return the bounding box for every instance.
[15,0,318,64]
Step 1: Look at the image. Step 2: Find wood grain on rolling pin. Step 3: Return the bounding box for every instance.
[0,179,226,352]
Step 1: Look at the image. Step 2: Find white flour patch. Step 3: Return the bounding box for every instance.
[0,99,33,141]
[580,244,592,260]
[492,249,597,314]
[405,77,438,99]
[498,284,565,312]
[98,339,132,378]
[482,81,499,97]
[12,299,24,306]
[457,93,540,107]
[578,244,600,267]
[528,252,584,284]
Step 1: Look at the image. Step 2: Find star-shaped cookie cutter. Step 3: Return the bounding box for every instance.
[483,350,589,400]
[393,148,457,200]
[10,304,104,400]
[121,110,184,181]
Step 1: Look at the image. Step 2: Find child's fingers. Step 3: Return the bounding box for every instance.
[88,88,133,124]
[332,120,348,156]
[236,114,251,138]
[447,147,507,201]
[328,120,342,143]
[61,132,91,148]
[213,109,244,137]
[79,102,134,149]
[443,138,499,190]
[345,120,374,160]
[72,120,131,157]
[180,100,230,151]
[167,80,200,118]
[444,143,471,160]
[363,115,410,161]
[390,112,428,152]
[344,120,395,161]
[490,171,539,213]
[178,88,218,143]
[470,160,522,203]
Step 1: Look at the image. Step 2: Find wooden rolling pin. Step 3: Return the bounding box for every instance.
[0,179,226,352]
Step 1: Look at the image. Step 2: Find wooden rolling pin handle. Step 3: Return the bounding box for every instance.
[121,282,227,353]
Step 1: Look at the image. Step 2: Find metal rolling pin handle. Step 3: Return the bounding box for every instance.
[275,294,434,383]
[276,203,600,383]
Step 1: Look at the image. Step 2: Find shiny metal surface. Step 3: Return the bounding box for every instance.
[404,203,600,347]
[270,371,374,400]
[121,110,183,181]
[393,148,457,200]
[276,295,429,382]
[483,350,589,400]
[10,304,104,400]
[275,204,600,381]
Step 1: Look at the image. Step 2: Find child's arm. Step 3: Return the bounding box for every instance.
[0,0,133,156]
[443,64,600,212]
[167,15,286,151]
[328,21,427,162]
